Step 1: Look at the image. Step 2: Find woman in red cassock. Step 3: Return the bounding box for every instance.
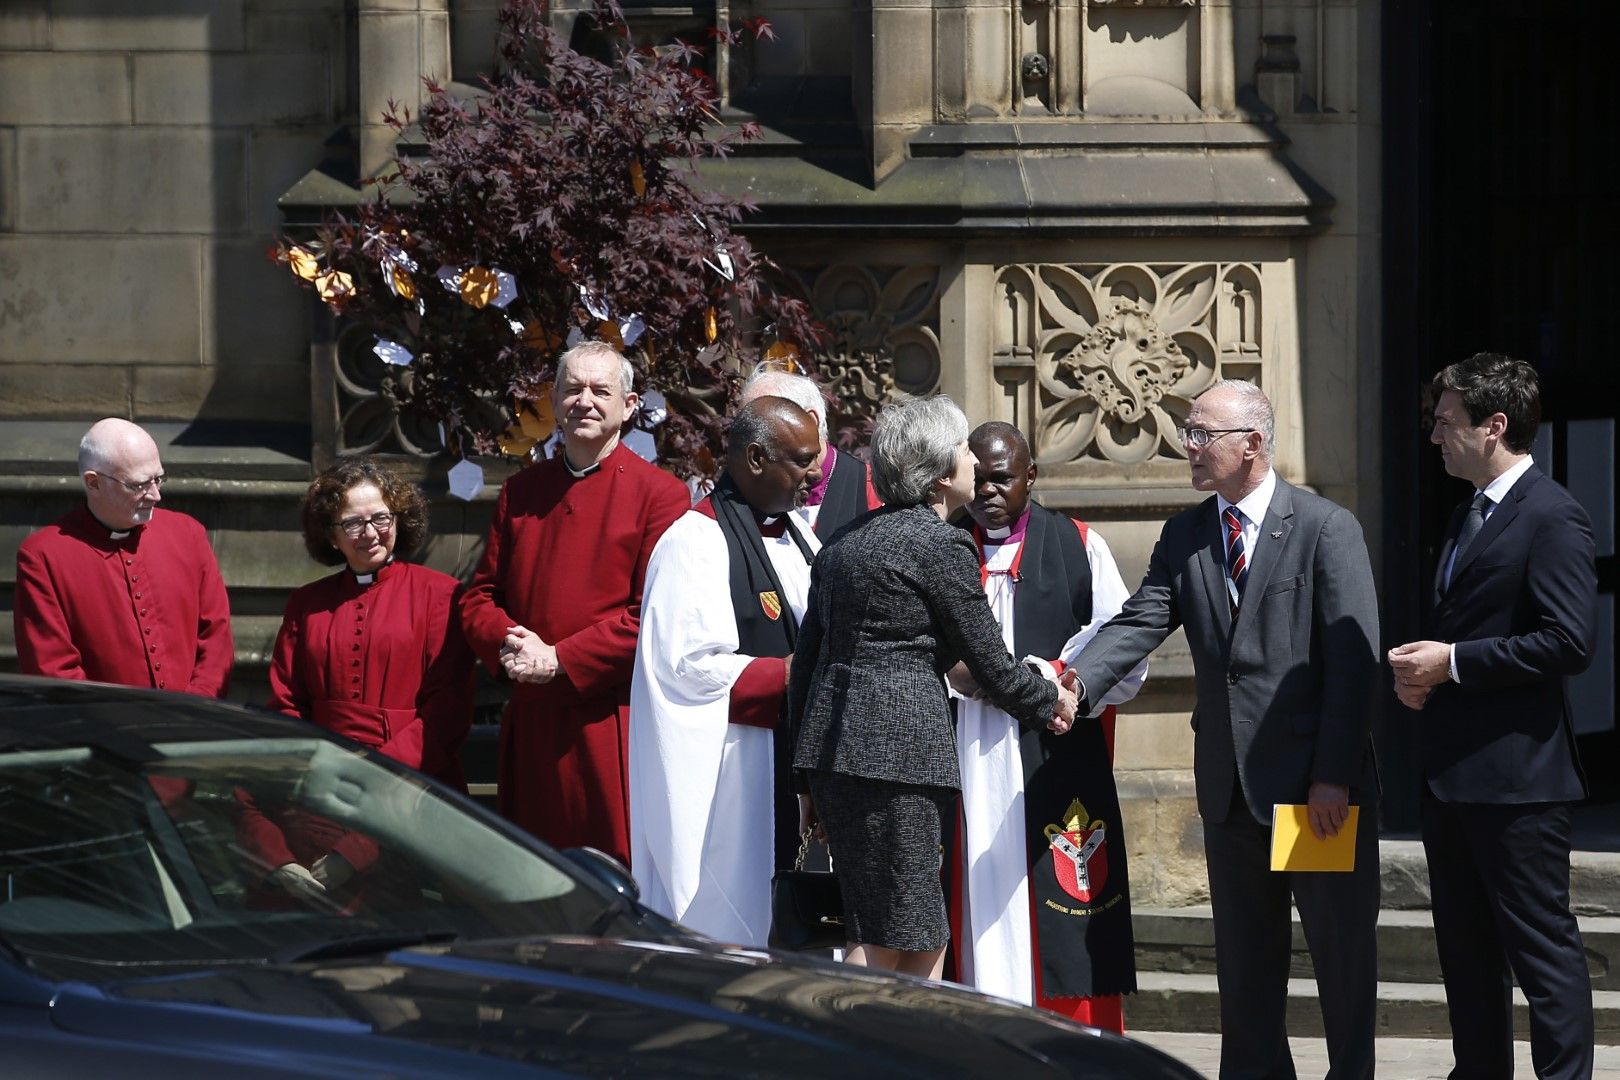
[248,458,475,901]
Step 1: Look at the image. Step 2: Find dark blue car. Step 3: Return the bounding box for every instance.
[0,676,1196,1078]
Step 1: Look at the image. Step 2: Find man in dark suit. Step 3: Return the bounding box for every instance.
[1389,352,1596,1080]
[1069,379,1381,1079]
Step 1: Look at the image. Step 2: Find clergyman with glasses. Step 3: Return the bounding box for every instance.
[250,456,475,902]
[13,417,234,696]
[1064,379,1383,1078]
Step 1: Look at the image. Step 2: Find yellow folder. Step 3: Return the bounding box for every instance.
[1269,804,1359,872]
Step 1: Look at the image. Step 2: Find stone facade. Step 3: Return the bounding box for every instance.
[1,0,1381,906]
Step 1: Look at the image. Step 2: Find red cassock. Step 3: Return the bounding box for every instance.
[266,560,475,788]
[245,560,476,879]
[13,505,233,696]
[460,443,689,865]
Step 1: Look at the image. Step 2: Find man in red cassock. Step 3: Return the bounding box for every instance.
[461,341,689,865]
[14,418,233,697]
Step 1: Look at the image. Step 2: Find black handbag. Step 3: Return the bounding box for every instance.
[769,829,845,951]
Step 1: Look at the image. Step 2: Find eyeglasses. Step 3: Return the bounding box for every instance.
[103,473,166,494]
[336,512,396,538]
[1179,426,1255,450]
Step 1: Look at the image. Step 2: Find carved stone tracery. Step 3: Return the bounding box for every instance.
[785,264,942,433]
[992,261,1266,468]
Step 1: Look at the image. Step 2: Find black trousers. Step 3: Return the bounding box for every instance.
[1422,795,1593,1080]
[1203,780,1380,1080]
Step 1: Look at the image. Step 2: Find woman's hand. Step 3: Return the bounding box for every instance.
[797,793,825,842]
[1047,678,1078,734]
[945,661,982,699]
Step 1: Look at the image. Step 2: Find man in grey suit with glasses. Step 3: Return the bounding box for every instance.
[1069,380,1381,1079]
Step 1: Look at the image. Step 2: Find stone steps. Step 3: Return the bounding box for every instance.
[1131,834,1620,1038]
[1129,972,1620,1039]
[1134,905,1620,991]
[1381,838,1620,917]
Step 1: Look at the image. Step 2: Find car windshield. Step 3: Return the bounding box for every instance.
[0,733,628,981]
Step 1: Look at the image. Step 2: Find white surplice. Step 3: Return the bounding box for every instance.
[629,509,817,947]
[955,524,1147,1004]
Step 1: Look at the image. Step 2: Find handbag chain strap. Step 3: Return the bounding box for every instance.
[795,828,831,872]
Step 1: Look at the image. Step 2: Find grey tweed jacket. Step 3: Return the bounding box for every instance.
[788,503,1059,789]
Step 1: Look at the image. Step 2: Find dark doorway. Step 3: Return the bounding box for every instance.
[1382,0,1618,832]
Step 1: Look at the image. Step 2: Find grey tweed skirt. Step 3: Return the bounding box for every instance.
[808,769,955,953]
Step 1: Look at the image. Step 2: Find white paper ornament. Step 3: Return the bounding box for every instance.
[623,428,657,462]
[373,339,415,367]
[447,458,485,502]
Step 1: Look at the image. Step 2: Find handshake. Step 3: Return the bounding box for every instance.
[947,663,1082,735]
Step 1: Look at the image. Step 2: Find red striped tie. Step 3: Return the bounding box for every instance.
[1223,507,1249,616]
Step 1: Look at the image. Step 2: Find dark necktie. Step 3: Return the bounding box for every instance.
[1223,506,1249,617]
[1445,492,1492,590]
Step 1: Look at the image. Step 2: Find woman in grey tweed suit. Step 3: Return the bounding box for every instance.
[787,396,1078,979]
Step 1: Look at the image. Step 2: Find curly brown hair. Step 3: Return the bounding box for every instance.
[299,457,429,566]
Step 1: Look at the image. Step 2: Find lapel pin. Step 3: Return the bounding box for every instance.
[1270,530,1282,539]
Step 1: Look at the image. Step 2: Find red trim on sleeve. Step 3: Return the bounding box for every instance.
[728,656,786,729]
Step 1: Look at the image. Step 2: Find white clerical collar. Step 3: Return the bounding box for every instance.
[352,558,392,586]
[565,458,603,479]
[985,524,1012,541]
[108,529,131,540]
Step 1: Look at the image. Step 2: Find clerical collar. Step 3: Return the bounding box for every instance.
[564,457,604,479]
[352,558,393,586]
[108,529,130,540]
[804,445,837,507]
[983,507,1031,545]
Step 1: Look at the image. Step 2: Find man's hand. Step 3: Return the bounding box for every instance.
[501,625,561,684]
[1388,641,1451,689]
[946,661,981,699]
[1306,782,1351,841]
[269,862,327,902]
[1048,678,1078,734]
[1394,679,1434,711]
[783,652,793,688]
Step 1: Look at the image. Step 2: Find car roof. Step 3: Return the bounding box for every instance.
[0,674,305,753]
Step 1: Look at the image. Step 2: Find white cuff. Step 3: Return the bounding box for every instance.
[1448,644,1460,685]
[1023,655,1058,682]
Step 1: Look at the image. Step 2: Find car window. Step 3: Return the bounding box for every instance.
[0,737,621,980]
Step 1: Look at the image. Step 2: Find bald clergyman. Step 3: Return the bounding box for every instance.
[14,418,234,696]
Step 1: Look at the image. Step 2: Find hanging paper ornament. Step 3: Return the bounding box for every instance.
[623,428,657,462]
[287,246,320,282]
[381,252,418,301]
[764,339,802,372]
[599,320,624,351]
[497,422,538,458]
[618,313,645,348]
[373,339,415,367]
[458,266,509,309]
[565,326,585,349]
[705,307,718,343]
[577,284,611,321]
[640,388,668,427]
[516,391,556,440]
[314,269,354,306]
[435,265,462,293]
[629,160,646,198]
[447,459,485,502]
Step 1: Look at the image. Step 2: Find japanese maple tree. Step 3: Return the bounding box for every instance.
[277,0,820,477]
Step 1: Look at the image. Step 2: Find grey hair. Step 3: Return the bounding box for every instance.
[1203,378,1275,458]
[870,395,970,507]
[556,340,635,397]
[77,431,110,474]
[740,363,828,443]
